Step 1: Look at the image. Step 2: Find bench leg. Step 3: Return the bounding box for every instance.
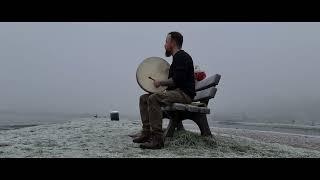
[193,114,212,136]
[176,121,185,131]
[164,112,182,137]
[164,119,178,137]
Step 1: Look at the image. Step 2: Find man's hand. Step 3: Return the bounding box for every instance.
[154,80,161,88]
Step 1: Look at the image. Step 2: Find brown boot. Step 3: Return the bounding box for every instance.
[133,131,151,143]
[129,131,142,138]
[140,134,164,149]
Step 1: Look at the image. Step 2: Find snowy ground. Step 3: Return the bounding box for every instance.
[1,118,320,158]
[212,121,320,136]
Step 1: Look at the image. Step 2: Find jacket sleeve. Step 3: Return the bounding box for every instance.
[160,78,175,87]
[172,59,188,87]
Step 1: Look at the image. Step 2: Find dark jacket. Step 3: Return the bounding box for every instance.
[167,50,196,99]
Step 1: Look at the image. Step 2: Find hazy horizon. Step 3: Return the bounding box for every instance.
[1,22,320,124]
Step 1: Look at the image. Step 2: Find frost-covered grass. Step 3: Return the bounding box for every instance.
[165,130,320,158]
[0,118,320,158]
[216,121,320,131]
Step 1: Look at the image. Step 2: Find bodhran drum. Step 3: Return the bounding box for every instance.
[136,57,170,93]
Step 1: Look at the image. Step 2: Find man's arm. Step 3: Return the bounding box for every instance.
[171,57,188,87]
[158,55,188,88]
[159,78,175,87]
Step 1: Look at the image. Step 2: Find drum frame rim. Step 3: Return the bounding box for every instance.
[136,57,170,93]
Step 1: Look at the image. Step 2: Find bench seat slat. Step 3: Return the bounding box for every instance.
[162,103,210,114]
[193,87,217,102]
[195,74,221,91]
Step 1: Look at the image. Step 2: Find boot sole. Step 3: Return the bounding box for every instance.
[133,140,149,144]
[139,143,164,150]
[139,145,163,150]
[133,138,152,144]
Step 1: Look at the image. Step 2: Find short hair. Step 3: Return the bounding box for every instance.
[168,31,183,49]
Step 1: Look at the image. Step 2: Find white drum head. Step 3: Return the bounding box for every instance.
[136,57,170,93]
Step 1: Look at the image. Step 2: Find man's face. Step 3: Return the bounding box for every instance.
[164,35,174,57]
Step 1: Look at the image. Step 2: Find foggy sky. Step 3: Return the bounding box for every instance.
[0,22,320,118]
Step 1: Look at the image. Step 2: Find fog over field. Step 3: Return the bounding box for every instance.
[0,22,320,125]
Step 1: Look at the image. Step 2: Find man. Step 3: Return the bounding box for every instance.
[133,31,196,149]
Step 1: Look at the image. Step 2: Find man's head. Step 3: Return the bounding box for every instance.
[165,31,183,57]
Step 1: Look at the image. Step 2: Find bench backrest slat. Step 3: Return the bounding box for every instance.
[193,87,217,102]
[195,74,221,91]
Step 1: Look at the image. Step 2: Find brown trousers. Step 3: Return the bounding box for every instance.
[139,89,192,136]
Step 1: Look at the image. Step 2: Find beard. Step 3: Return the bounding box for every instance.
[165,50,172,57]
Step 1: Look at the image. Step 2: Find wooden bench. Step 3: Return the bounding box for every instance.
[161,74,221,137]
